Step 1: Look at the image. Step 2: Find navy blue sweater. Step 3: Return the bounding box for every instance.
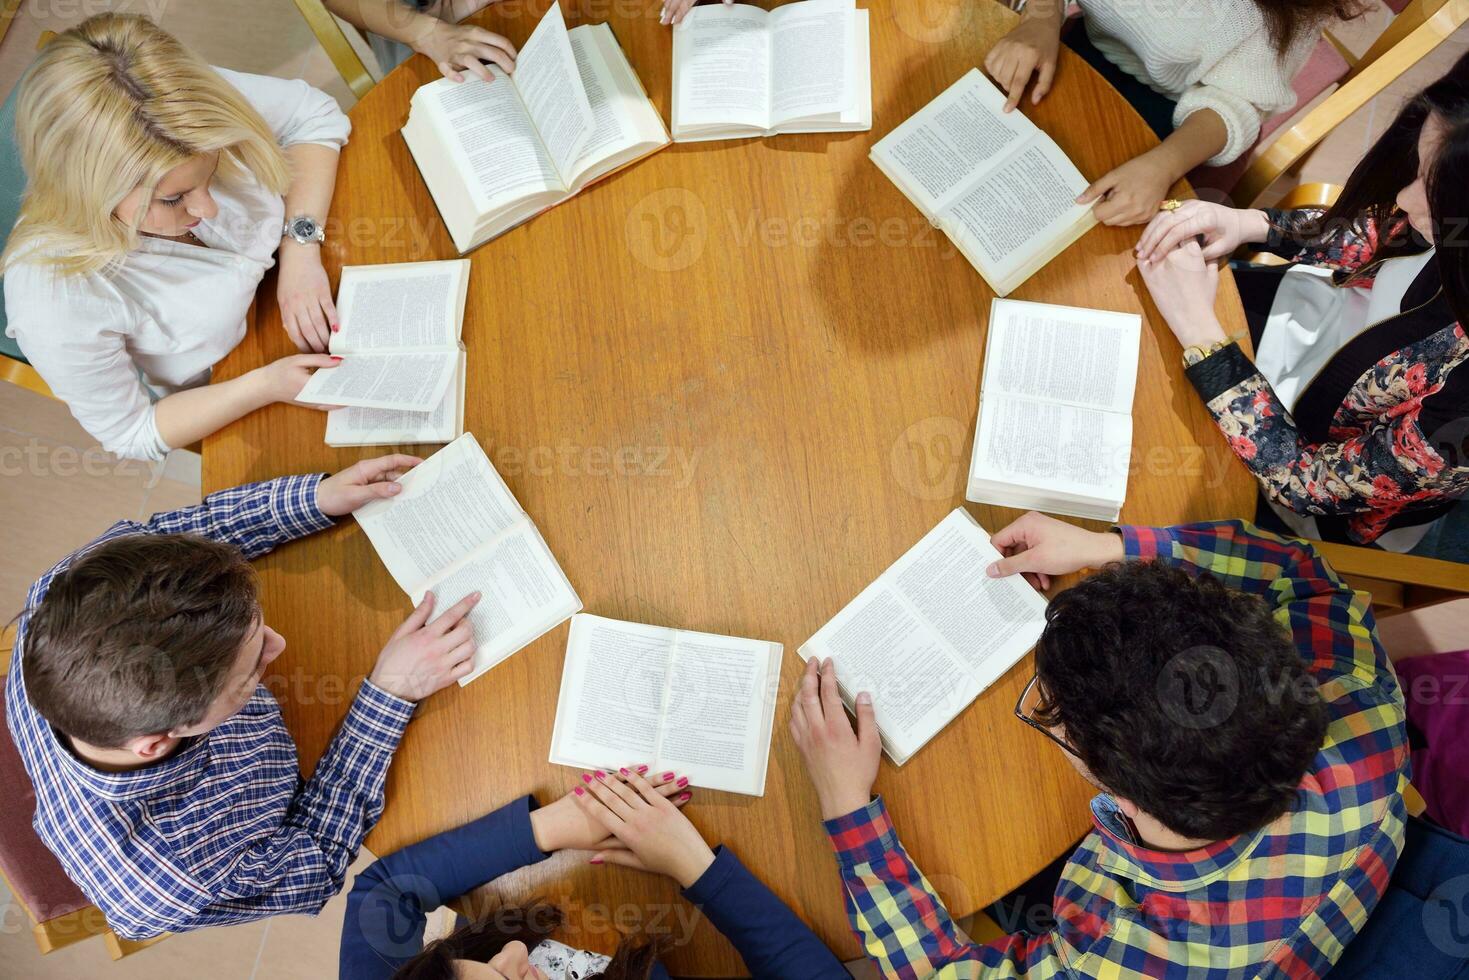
[339,795,847,979]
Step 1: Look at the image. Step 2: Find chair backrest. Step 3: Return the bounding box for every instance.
[1378,597,1469,660]
[1341,0,1456,83]
[290,0,375,100]
[1233,0,1469,207]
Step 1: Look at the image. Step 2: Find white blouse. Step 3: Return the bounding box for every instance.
[3,67,350,461]
[1078,0,1319,166]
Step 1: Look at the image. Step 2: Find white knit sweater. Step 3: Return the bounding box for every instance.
[1077,0,1320,166]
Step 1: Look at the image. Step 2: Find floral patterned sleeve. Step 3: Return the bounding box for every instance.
[1184,342,1467,535]
[1253,207,1407,273]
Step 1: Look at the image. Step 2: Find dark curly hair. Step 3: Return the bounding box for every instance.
[1033,561,1329,842]
[390,901,666,980]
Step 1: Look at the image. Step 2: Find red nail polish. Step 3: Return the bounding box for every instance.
[589,857,603,865]
[661,772,675,781]
[581,773,592,784]
[573,786,584,796]
[594,770,606,780]
[676,777,689,788]
[330,355,343,362]
[636,764,649,773]
[618,767,628,775]
[678,792,691,802]
[331,322,340,332]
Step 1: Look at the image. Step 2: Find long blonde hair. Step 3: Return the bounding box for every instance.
[2,13,290,277]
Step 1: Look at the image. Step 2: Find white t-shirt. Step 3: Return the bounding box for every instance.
[1078,0,1318,166]
[3,67,351,460]
[1256,249,1439,550]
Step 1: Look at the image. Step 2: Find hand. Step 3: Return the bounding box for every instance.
[983,12,1062,112]
[369,591,482,702]
[482,942,549,980]
[532,765,692,852]
[661,0,733,26]
[247,352,340,405]
[986,511,1125,590]
[1137,238,1227,348]
[789,657,880,821]
[1078,151,1177,227]
[416,18,516,82]
[316,454,423,516]
[572,768,712,887]
[276,244,337,353]
[1136,200,1270,264]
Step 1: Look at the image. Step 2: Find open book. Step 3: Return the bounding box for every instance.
[353,433,582,686]
[548,614,782,796]
[292,260,473,444]
[403,1,669,254]
[967,299,1140,522]
[798,508,1047,766]
[672,0,871,142]
[871,69,1096,296]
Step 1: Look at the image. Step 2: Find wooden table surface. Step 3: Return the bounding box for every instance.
[205,0,1256,973]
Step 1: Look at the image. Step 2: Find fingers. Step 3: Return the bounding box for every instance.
[1076,172,1115,206]
[798,655,822,721]
[818,657,843,720]
[621,765,681,807]
[595,768,644,810]
[583,770,636,819]
[392,593,436,640]
[356,453,423,484]
[660,0,692,25]
[301,301,330,353]
[438,61,465,83]
[571,779,623,832]
[322,293,339,335]
[281,313,309,353]
[588,848,649,872]
[428,591,481,634]
[989,510,1043,555]
[1033,56,1056,104]
[986,548,1044,580]
[1003,54,1035,112]
[853,690,879,751]
[290,352,339,371]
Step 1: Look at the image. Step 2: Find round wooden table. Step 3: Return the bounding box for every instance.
[206,0,1256,973]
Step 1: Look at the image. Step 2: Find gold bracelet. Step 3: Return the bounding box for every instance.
[1182,336,1239,367]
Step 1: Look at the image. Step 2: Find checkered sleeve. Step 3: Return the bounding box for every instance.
[142,474,334,560]
[827,797,1066,979]
[1119,521,1391,694]
[171,680,416,928]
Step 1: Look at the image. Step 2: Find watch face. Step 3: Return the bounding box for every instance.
[290,217,319,240]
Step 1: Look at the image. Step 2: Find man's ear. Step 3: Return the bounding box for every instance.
[1115,797,1141,820]
[124,732,176,761]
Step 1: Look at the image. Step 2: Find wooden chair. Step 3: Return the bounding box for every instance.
[0,627,166,959]
[1316,543,1469,612]
[1233,0,1469,207]
[289,0,376,100]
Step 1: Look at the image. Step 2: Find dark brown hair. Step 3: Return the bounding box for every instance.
[389,902,665,980]
[1250,0,1364,54]
[20,533,260,747]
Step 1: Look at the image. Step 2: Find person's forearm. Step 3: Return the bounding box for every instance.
[322,0,438,47]
[1020,0,1066,26]
[152,372,272,451]
[1145,109,1229,184]
[281,143,340,254]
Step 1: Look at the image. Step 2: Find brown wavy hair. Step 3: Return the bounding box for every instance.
[1250,0,1365,54]
[390,902,668,980]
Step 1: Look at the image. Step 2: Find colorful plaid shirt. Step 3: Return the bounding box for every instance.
[5,475,417,940]
[826,522,1409,979]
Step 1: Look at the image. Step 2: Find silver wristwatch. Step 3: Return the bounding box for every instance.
[283,214,325,246]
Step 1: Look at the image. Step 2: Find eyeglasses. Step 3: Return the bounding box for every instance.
[1014,673,1082,757]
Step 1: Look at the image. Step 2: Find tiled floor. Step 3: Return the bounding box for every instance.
[0,1,1465,977]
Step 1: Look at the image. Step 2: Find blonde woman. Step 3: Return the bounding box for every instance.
[2,14,350,461]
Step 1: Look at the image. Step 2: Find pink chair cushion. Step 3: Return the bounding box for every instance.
[1189,37,1352,196]
[0,677,91,923]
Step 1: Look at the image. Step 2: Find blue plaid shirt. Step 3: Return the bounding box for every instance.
[5,475,417,939]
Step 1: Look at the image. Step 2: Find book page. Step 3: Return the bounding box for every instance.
[889,511,1048,688]
[513,1,594,183]
[939,136,1091,287]
[673,4,772,131]
[294,350,458,412]
[411,522,581,685]
[870,68,1035,216]
[768,0,853,124]
[325,350,464,447]
[658,632,778,794]
[330,261,468,354]
[353,434,523,592]
[982,300,1141,414]
[419,71,563,207]
[550,615,675,767]
[975,396,1133,500]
